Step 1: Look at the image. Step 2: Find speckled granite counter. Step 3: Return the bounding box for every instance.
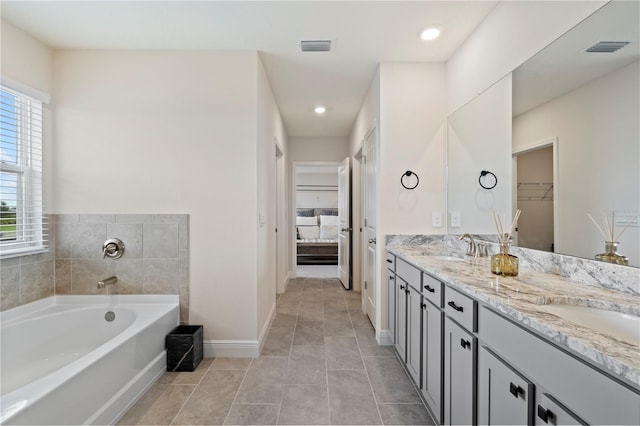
[386,241,640,389]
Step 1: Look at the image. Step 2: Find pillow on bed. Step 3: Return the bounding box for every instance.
[296,216,318,226]
[319,215,339,226]
[298,225,320,239]
[320,224,338,239]
[317,208,338,216]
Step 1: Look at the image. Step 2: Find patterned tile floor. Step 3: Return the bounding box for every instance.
[118,277,434,425]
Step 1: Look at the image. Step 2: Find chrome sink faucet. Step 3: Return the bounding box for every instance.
[459,234,476,256]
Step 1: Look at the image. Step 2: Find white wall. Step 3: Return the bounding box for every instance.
[447,1,606,114]
[379,63,447,236]
[52,50,261,344]
[447,75,512,234]
[1,20,54,209]
[296,172,338,209]
[256,55,287,339]
[288,136,349,163]
[348,63,448,335]
[513,61,639,266]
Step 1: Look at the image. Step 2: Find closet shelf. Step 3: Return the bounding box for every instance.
[517,182,553,201]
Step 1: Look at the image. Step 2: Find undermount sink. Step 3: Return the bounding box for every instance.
[537,304,640,346]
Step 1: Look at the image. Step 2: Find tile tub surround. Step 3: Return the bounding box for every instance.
[386,241,640,388]
[0,214,189,322]
[0,225,56,311]
[118,277,434,426]
[55,214,189,322]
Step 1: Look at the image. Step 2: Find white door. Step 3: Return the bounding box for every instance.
[363,126,377,323]
[338,157,351,289]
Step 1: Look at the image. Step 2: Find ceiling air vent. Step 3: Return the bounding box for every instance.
[301,40,332,52]
[586,41,630,53]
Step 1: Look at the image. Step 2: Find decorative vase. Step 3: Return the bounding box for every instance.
[595,241,629,266]
[491,241,519,276]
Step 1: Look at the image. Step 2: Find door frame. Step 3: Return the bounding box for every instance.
[275,140,286,294]
[512,137,559,249]
[291,161,341,278]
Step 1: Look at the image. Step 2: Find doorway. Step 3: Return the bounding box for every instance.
[293,162,340,279]
[512,138,558,252]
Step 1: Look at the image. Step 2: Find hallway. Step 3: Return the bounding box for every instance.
[118,277,433,425]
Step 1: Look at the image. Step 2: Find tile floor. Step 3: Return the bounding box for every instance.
[118,277,434,425]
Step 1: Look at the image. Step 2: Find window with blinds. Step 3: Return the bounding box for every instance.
[0,84,48,258]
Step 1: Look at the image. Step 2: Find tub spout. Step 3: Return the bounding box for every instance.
[97,276,118,289]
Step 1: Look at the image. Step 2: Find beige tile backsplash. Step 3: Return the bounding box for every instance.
[0,214,189,322]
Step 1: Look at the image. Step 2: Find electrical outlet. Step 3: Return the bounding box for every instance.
[432,211,443,228]
[451,211,462,227]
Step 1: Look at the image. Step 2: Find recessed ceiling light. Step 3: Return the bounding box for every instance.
[314,106,327,114]
[420,27,441,41]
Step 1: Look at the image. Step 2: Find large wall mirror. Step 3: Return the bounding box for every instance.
[448,0,639,267]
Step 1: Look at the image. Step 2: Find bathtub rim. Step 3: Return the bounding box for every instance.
[0,294,179,424]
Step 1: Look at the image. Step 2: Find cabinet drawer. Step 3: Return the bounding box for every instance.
[444,286,477,332]
[386,252,395,271]
[421,273,443,307]
[396,258,421,288]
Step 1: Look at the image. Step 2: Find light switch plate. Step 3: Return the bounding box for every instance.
[451,211,461,227]
[432,211,443,228]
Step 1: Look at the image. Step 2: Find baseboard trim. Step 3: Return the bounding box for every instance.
[203,301,276,358]
[377,329,393,346]
[203,340,260,358]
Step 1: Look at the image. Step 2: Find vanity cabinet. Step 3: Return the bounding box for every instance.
[395,258,422,382]
[395,276,408,360]
[444,316,476,426]
[478,346,534,425]
[387,250,640,426]
[386,254,396,345]
[535,391,585,425]
[421,290,443,424]
[406,282,422,384]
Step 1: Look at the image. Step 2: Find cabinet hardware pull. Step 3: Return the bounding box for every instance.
[424,285,435,293]
[400,285,405,290]
[509,382,523,398]
[405,289,410,295]
[421,303,427,309]
[386,259,393,263]
[460,338,471,349]
[390,276,395,280]
[448,301,464,312]
[537,405,553,423]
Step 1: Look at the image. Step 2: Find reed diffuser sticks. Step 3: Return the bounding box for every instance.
[587,211,638,242]
[492,209,521,244]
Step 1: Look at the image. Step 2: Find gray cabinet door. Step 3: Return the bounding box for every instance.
[395,277,407,361]
[535,392,586,426]
[444,317,476,426]
[478,346,534,425]
[422,299,443,424]
[387,268,396,345]
[406,284,422,384]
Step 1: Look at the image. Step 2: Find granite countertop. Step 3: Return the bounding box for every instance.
[387,243,640,389]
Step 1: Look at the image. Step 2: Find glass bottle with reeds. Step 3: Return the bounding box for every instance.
[587,211,636,266]
[491,210,521,276]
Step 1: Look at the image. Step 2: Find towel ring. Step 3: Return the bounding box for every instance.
[401,171,419,190]
[479,170,497,190]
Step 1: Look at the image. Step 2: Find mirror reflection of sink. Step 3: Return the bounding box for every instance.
[537,304,640,346]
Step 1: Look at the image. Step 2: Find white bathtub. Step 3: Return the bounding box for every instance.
[0,295,179,425]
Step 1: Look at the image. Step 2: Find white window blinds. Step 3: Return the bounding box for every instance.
[0,84,48,258]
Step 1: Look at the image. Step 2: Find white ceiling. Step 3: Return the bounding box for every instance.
[1,0,497,137]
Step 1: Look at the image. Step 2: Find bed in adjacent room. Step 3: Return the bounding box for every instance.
[296,208,339,265]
